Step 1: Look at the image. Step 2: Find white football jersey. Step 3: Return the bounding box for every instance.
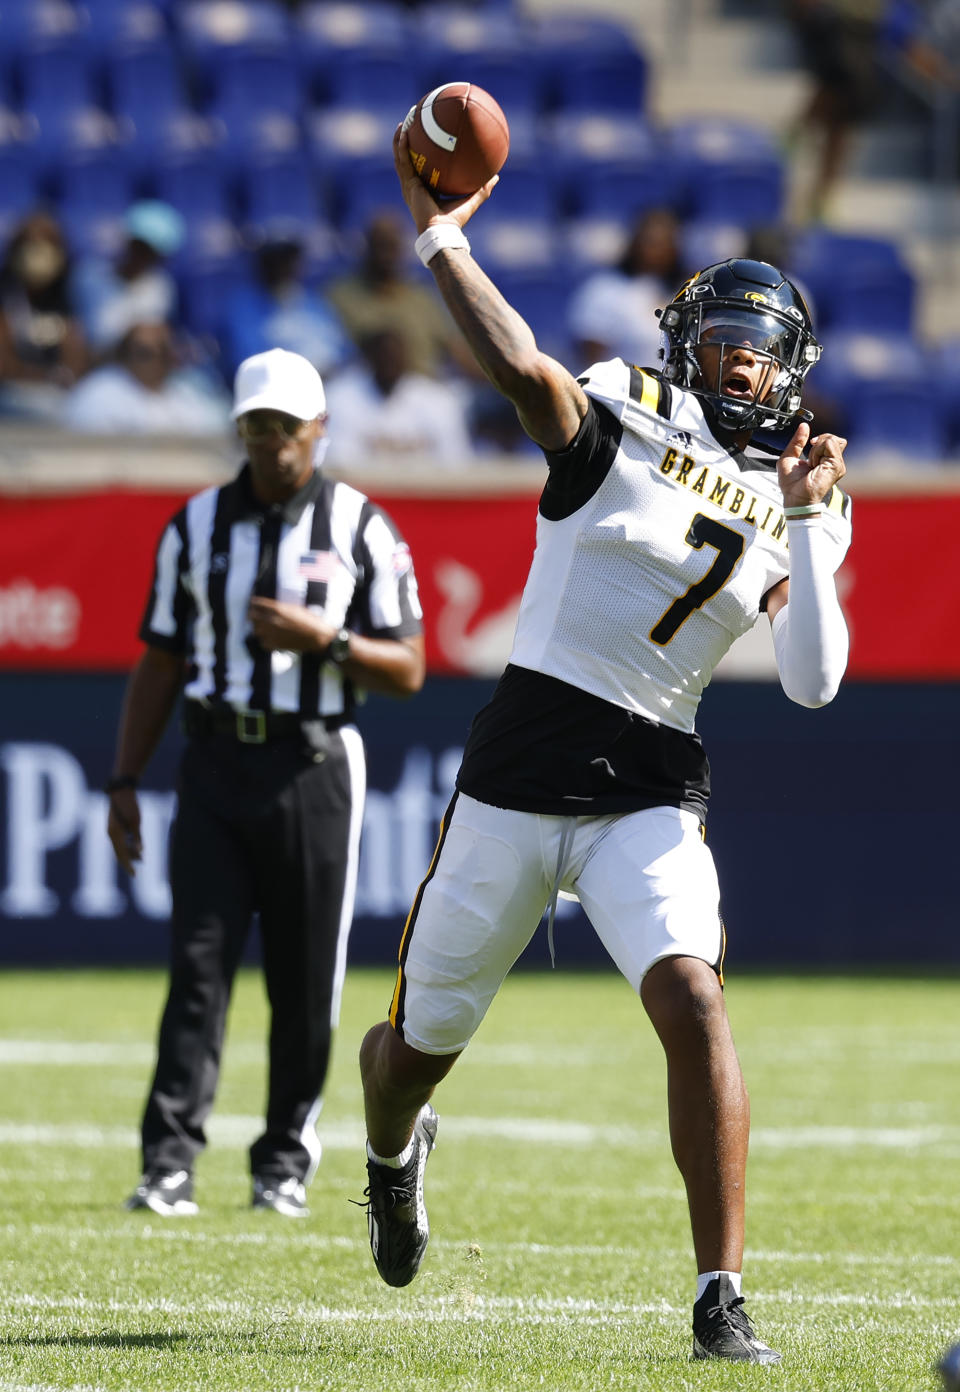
[508,360,851,733]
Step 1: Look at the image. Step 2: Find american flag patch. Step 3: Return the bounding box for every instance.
[298,550,341,583]
[392,542,412,578]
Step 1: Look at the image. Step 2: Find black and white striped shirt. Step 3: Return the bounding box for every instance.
[140,464,422,720]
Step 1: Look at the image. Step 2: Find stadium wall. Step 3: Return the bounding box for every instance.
[1,672,957,970]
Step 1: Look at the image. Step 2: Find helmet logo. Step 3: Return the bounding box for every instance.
[744,292,770,304]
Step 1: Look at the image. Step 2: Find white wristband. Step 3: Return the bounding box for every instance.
[415,223,471,266]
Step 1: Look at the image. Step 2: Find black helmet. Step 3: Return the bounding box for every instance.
[659,258,821,433]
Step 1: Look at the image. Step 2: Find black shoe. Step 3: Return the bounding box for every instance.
[692,1275,781,1364]
[360,1104,438,1287]
[252,1174,308,1218]
[125,1169,198,1217]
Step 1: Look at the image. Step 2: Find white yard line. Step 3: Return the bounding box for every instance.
[7,1287,959,1328]
[3,1114,960,1151]
[7,1034,960,1067]
[6,1223,960,1270]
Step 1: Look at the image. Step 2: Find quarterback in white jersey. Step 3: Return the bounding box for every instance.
[357,125,851,1366]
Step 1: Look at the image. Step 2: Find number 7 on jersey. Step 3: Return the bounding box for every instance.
[649,513,745,645]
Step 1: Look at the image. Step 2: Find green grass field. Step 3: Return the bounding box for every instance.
[1,966,958,1392]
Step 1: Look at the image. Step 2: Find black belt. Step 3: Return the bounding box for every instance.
[183,701,348,745]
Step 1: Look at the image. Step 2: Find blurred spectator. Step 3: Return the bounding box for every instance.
[470,383,543,460]
[221,233,351,379]
[565,208,684,370]
[61,320,231,435]
[326,211,477,380]
[905,0,960,87]
[785,0,887,221]
[0,211,90,422]
[324,327,474,470]
[73,201,185,356]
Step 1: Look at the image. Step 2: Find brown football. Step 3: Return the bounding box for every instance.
[403,82,510,199]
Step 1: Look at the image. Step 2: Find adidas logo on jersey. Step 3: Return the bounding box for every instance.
[667,429,693,448]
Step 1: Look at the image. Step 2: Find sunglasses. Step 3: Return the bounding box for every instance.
[238,411,312,440]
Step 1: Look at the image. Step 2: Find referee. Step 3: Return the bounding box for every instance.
[107,347,425,1218]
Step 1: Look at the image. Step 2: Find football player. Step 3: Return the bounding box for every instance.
[357,124,851,1366]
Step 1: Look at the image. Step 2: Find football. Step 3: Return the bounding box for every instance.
[402,82,510,199]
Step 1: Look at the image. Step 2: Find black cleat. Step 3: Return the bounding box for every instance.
[125,1169,198,1216]
[252,1174,308,1218]
[692,1275,782,1364]
[361,1104,438,1287]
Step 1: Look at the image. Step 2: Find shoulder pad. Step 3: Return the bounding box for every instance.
[575,357,633,420]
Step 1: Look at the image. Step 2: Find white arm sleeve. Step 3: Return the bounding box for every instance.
[771,516,849,708]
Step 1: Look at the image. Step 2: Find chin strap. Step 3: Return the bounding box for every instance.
[771,516,849,708]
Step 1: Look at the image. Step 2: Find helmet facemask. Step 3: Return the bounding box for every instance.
[660,289,821,433]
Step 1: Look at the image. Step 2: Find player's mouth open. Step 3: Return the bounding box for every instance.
[721,371,755,397]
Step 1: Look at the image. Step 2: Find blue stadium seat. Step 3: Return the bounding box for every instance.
[175,0,292,104]
[295,1,410,98]
[560,216,635,272]
[686,157,785,226]
[107,42,190,146]
[239,158,327,227]
[20,42,99,119]
[321,51,422,116]
[532,15,647,116]
[680,220,749,274]
[59,205,130,260]
[415,10,542,117]
[788,228,908,327]
[334,164,405,233]
[543,114,677,219]
[56,150,136,214]
[469,216,564,274]
[812,330,926,401]
[827,260,915,335]
[153,149,233,219]
[178,260,253,341]
[80,1,171,56]
[0,0,80,57]
[0,144,42,244]
[209,109,304,179]
[667,119,785,223]
[490,266,573,357]
[296,1,410,56]
[306,107,395,182]
[843,377,948,462]
[32,107,124,180]
[208,49,305,120]
[485,162,557,220]
[568,159,682,222]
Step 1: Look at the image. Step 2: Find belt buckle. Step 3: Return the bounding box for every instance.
[236,708,267,744]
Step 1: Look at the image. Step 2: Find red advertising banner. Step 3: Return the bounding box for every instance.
[0,485,957,678]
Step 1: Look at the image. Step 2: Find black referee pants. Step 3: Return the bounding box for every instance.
[140,726,364,1184]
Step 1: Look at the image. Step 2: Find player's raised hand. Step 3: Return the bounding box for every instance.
[393,125,498,235]
[777,421,847,509]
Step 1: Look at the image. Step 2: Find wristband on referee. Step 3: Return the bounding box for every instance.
[105,774,139,794]
[783,503,824,520]
[415,223,471,267]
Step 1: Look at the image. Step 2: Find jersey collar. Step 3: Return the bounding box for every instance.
[233,462,326,525]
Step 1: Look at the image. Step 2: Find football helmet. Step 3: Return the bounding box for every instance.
[659,259,821,433]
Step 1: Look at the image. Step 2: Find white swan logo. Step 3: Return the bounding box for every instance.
[434,560,521,676]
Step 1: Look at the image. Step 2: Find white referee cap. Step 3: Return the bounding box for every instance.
[232,348,326,421]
